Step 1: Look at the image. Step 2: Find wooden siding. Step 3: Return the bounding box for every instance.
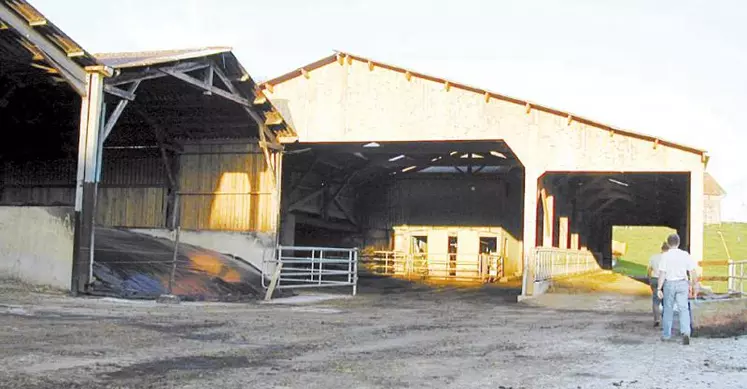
[1,150,168,228]
[96,187,166,228]
[177,143,277,232]
[1,143,278,232]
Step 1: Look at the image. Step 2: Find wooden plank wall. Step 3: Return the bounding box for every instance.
[96,150,167,228]
[1,143,278,233]
[178,143,276,232]
[1,150,167,228]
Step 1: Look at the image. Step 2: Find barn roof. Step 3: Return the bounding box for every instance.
[704,173,726,196]
[262,51,707,156]
[95,47,232,68]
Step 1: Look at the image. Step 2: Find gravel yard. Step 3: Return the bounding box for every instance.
[0,275,745,389]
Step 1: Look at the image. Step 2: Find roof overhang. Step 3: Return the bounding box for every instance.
[0,0,99,96]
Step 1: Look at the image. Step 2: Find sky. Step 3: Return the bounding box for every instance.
[33,0,747,221]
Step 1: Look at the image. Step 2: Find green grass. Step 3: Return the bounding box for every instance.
[613,258,649,279]
[612,223,747,293]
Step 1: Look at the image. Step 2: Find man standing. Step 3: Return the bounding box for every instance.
[657,233,698,345]
[647,242,669,327]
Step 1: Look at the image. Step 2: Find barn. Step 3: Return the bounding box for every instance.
[263,52,707,294]
[1,1,707,297]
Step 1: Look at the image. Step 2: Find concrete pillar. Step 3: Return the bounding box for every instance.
[521,169,540,296]
[559,217,569,249]
[689,169,705,262]
[570,233,580,250]
[542,193,555,247]
[72,68,110,294]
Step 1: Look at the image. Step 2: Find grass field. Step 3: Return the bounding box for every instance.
[612,223,747,293]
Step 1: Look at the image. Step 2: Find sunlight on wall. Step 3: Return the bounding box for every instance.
[208,172,252,231]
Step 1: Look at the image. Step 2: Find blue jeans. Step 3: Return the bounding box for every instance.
[650,277,661,321]
[662,280,691,338]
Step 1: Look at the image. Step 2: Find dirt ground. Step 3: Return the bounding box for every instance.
[1,274,745,389]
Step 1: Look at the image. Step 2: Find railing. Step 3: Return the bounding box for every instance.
[728,260,746,294]
[262,246,359,296]
[533,247,600,282]
[361,251,504,282]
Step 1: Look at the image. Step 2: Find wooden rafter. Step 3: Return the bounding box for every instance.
[106,62,210,86]
[210,63,282,152]
[0,3,86,95]
[102,80,141,141]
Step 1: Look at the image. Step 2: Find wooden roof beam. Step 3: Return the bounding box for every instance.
[160,67,250,106]
[0,2,86,95]
[106,62,210,86]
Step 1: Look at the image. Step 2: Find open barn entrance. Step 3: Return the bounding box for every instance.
[280,140,528,283]
[535,172,690,268]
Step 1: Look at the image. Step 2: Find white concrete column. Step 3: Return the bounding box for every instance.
[558,217,569,249]
[689,168,705,263]
[542,193,555,247]
[521,169,540,296]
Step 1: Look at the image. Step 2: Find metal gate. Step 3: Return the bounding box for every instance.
[728,260,746,294]
[533,247,600,282]
[361,251,504,282]
[262,246,359,297]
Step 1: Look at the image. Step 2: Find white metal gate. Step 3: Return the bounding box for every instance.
[533,247,600,282]
[262,246,359,296]
[728,260,746,294]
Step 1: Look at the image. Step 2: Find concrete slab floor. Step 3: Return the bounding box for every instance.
[0,279,745,389]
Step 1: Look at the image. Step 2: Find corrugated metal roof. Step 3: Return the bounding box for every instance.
[95,47,232,68]
[262,51,707,156]
[96,46,297,142]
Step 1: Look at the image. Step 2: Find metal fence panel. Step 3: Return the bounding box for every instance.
[728,260,746,294]
[361,251,504,282]
[533,247,600,282]
[263,246,359,295]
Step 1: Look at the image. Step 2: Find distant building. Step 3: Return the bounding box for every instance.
[704,173,726,225]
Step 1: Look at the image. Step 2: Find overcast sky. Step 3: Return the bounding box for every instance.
[33,0,747,221]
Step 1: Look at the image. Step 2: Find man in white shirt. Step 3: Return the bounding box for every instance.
[656,233,698,345]
[647,242,669,327]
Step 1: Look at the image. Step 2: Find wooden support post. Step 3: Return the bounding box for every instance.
[134,108,178,227]
[72,69,107,294]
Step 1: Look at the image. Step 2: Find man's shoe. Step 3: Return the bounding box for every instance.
[682,335,690,345]
[661,336,672,342]
[654,321,660,328]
